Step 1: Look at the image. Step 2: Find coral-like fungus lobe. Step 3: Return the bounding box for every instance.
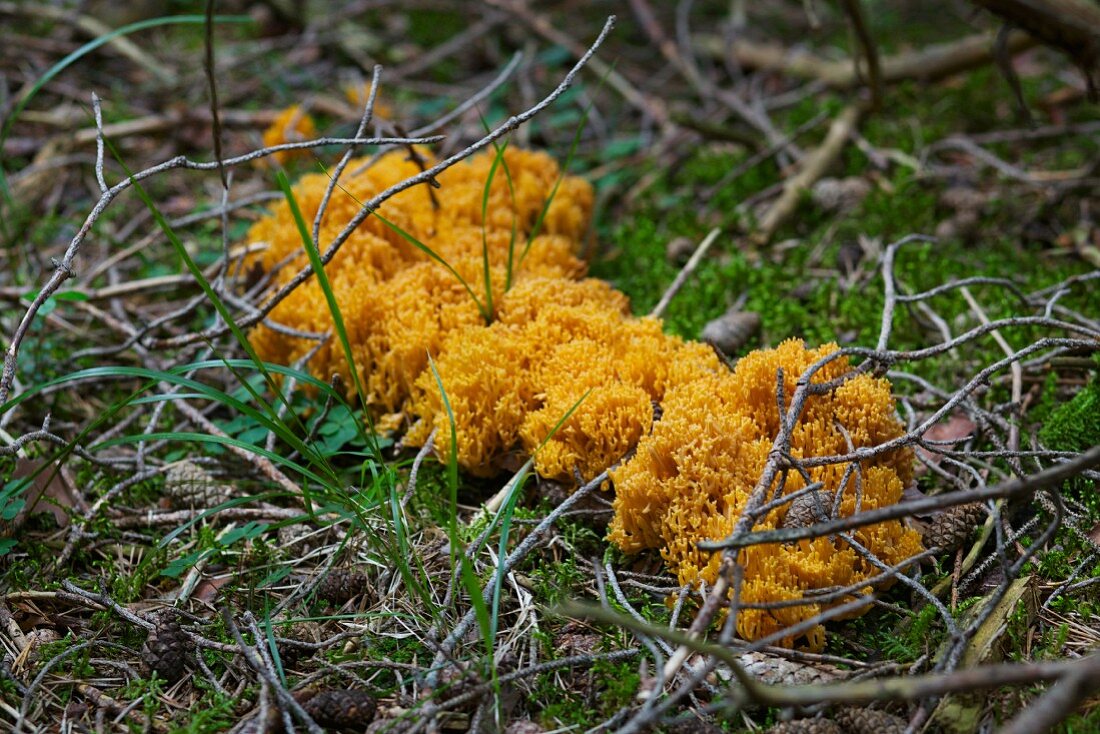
[260,105,317,166]
[609,340,924,650]
[248,146,719,477]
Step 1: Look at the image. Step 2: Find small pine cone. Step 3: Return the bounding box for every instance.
[766,718,843,734]
[834,706,907,734]
[141,616,191,682]
[783,490,836,529]
[302,689,377,728]
[923,502,986,550]
[316,570,370,606]
[666,236,695,264]
[165,461,232,509]
[276,621,321,670]
[662,716,723,734]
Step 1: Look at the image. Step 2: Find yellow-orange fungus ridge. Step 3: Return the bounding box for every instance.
[246,149,923,649]
[260,105,318,166]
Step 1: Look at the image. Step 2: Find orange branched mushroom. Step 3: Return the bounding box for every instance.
[343,83,393,119]
[246,149,923,649]
[403,276,721,477]
[608,339,924,649]
[261,105,318,165]
[247,148,594,420]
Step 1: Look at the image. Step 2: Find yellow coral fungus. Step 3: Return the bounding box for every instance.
[261,105,318,165]
[343,83,393,119]
[247,147,594,422]
[404,276,720,477]
[245,147,922,650]
[608,339,924,649]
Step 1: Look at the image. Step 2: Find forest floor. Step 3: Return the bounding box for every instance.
[1,2,1098,733]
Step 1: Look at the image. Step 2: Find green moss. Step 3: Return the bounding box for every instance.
[593,120,1092,392]
[529,557,586,606]
[171,684,239,733]
[533,658,640,729]
[1060,708,1100,734]
[1040,380,1100,454]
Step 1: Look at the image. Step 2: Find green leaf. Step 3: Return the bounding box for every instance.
[162,549,211,578]
[53,291,89,302]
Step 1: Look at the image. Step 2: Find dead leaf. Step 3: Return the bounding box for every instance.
[1088,520,1100,548]
[192,574,234,604]
[12,458,86,529]
[917,413,977,467]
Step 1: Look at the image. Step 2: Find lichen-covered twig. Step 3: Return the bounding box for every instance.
[650,228,722,319]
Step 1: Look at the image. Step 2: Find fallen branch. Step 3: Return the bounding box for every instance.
[699,442,1100,550]
[752,104,863,246]
[650,228,722,318]
[970,0,1100,93]
[696,30,1035,90]
[113,506,311,529]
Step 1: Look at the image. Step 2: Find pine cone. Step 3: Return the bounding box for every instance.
[316,570,370,605]
[662,716,723,733]
[276,621,321,670]
[301,689,377,728]
[783,490,836,529]
[834,706,907,734]
[766,718,843,734]
[923,502,986,550]
[141,615,191,682]
[165,461,232,509]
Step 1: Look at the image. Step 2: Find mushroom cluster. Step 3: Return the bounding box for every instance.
[246,149,922,648]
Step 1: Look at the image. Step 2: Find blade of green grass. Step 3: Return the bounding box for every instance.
[97,431,339,492]
[69,365,343,488]
[459,553,494,673]
[488,388,591,636]
[476,114,519,294]
[275,170,384,465]
[426,354,459,512]
[109,138,338,513]
[262,606,287,688]
[387,478,439,616]
[0,360,340,417]
[522,63,615,267]
[480,139,510,309]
